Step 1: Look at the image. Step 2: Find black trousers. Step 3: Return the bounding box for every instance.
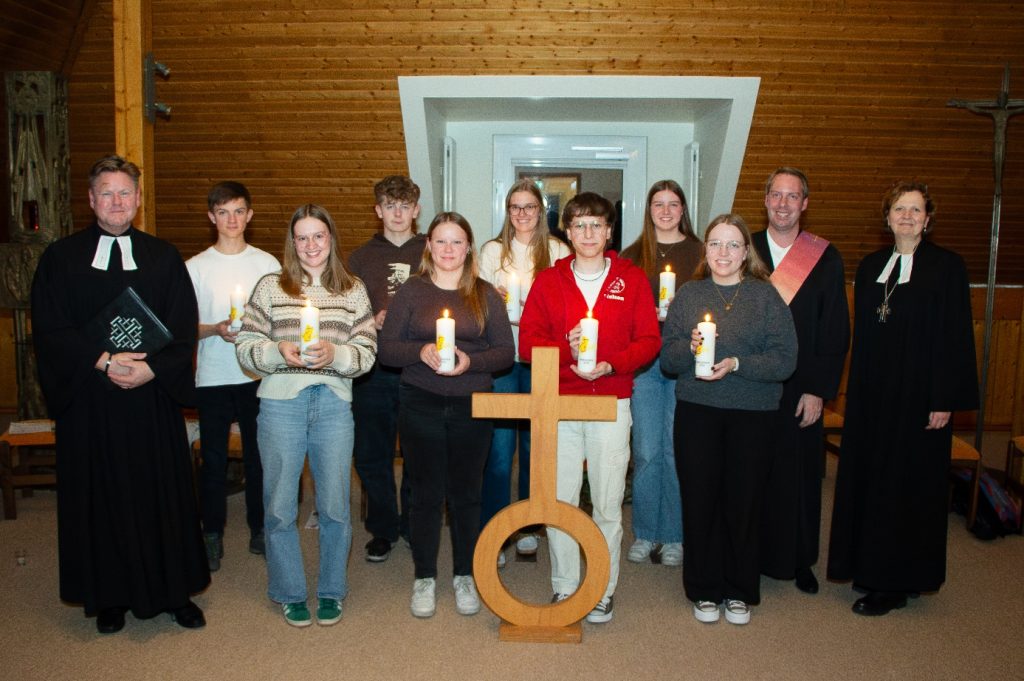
[196,382,263,537]
[674,400,775,605]
[398,384,493,579]
[352,364,411,542]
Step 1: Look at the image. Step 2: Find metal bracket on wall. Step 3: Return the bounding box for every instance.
[143,53,171,122]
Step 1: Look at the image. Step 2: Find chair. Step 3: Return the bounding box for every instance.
[822,408,844,457]
[0,423,57,520]
[1004,436,1024,533]
[951,435,982,529]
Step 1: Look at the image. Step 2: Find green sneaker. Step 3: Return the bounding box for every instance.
[316,598,342,626]
[282,601,312,628]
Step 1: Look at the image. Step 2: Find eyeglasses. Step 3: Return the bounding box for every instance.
[569,221,608,234]
[509,204,540,216]
[383,202,413,213]
[707,239,744,253]
[294,231,329,246]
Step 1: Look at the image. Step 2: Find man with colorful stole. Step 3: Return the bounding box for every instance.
[753,167,850,594]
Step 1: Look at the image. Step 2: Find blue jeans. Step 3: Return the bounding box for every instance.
[480,362,531,527]
[259,385,353,603]
[630,357,683,543]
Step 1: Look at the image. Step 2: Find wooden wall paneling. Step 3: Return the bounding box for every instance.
[56,0,1024,274]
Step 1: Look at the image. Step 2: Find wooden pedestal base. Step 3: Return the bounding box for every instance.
[499,621,582,643]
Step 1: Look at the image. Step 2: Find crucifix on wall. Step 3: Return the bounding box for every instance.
[948,64,1024,450]
[472,347,616,643]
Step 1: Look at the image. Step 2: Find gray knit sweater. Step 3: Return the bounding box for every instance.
[661,276,797,411]
[235,273,377,402]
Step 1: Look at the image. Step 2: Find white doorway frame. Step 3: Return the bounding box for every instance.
[492,134,647,243]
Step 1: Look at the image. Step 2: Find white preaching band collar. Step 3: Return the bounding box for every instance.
[91,234,138,271]
[875,250,914,285]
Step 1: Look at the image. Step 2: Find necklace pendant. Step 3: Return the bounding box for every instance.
[725,303,732,311]
[876,301,890,323]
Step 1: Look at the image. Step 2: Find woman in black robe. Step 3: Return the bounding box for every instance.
[827,181,978,616]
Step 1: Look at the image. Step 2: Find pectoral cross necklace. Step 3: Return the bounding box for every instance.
[877,247,913,323]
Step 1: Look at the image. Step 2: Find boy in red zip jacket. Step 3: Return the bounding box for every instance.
[519,192,661,624]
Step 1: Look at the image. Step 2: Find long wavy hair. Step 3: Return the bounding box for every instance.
[694,213,771,282]
[420,211,490,331]
[280,204,357,296]
[626,179,697,277]
[489,179,559,275]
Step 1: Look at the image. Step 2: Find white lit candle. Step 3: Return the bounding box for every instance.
[436,308,456,372]
[658,266,676,321]
[695,313,716,377]
[299,298,320,359]
[229,284,246,332]
[577,310,599,373]
[505,272,522,323]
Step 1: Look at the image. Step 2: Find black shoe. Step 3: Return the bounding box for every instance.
[170,601,206,629]
[96,607,127,634]
[794,567,819,594]
[852,591,907,616]
[365,536,392,562]
[249,531,265,556]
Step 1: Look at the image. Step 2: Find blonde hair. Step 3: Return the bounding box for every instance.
[420,211,490,331]
[489,179,557,275]
[280,204,357,296]
[694,214,771,282]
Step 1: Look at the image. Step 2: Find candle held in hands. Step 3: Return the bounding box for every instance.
[695,313,716,377]
[436,308,456,372]
[229,285,245,332]
[300,298,320,361]
[506,273,521,323]
[658,266,676,321]
[577,310,599,373]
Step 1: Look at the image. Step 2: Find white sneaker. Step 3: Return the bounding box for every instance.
[515,534,539,555]
[627,538,655,563]
[586,595,614,623]
[497,550,506,569]
[453,575,480,615]
[659,542,683,566]
[724,599,750,625]
[693,600,720,623]
[410,578,436,618]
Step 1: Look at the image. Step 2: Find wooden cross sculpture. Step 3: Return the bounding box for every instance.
[472,346,617,643]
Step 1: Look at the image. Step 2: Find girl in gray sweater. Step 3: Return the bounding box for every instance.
[661,214,796,626]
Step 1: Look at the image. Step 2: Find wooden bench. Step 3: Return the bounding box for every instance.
[0,423,57,520]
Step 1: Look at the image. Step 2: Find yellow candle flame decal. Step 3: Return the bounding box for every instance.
[303,325,315,342]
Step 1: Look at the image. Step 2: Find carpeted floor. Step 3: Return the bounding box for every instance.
[1,449,1022,681]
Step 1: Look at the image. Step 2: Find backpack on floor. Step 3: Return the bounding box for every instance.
[952,468,1023,540]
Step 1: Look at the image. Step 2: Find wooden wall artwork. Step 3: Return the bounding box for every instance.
[472,346,617,643]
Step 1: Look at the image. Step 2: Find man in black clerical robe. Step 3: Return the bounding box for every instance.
[31,155,209,634]
[754,168,850,594]
[828,237,978,607]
